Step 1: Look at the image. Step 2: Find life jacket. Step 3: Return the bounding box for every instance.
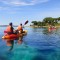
[5,26,11,32]
[17,26,23,31]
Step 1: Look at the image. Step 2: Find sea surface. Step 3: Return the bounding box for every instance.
[0,27,60,60]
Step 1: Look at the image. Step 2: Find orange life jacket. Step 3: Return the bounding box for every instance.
[5,26,11,32]
[17,26,23,31]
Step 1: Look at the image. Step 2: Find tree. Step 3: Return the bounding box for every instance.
[58,17,60,20]
[53,18,58,23]
[37,21,42,26]
[31,21,37,25]
[43,17,55,25]
[31,17,60,26]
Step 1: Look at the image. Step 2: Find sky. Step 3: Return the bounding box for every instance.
[0,0,60,25]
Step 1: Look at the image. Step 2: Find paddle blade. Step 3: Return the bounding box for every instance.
[24,20,28,25]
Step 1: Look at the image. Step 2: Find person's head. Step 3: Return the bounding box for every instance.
[9,22,13,26]
[20,23,22,26]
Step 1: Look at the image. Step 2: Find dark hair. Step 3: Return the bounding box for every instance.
[20,23,22,26]
[9,22,12,26]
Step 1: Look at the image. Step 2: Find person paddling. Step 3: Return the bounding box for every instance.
[5,22,14,35]
[15,20,28,34]
[16,23,23,34]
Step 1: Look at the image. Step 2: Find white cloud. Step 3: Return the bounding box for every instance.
[0,7,6,10]
[0,0,50,6]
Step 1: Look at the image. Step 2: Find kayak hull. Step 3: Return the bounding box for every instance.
[2,30,27,39]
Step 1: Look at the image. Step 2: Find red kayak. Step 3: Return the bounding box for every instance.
[2,30,27,39]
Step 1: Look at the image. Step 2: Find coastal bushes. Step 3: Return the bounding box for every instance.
[31,17,60,26]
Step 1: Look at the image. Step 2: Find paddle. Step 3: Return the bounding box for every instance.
[23,20,29,28]
[24,20,28,25]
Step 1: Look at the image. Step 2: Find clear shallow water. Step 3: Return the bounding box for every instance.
[0,27,60,60]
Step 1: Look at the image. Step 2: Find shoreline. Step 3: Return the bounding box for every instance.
[29,26,60,28]
[0,25,60,28]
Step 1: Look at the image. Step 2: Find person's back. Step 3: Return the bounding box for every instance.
[17,23,23,33]
[6,25,11,32]
[17,25,22,31]
[5,22,14,34]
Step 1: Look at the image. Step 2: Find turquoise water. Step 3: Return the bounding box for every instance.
[0,27,60,60]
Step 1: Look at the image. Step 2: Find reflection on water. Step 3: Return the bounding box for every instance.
[0,27,60,60]
[2,36,27,51]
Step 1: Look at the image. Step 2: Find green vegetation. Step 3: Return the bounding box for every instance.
[31,17,60,26]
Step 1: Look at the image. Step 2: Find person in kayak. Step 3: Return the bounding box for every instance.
[16,23,23,34]
[5,22,14,35]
